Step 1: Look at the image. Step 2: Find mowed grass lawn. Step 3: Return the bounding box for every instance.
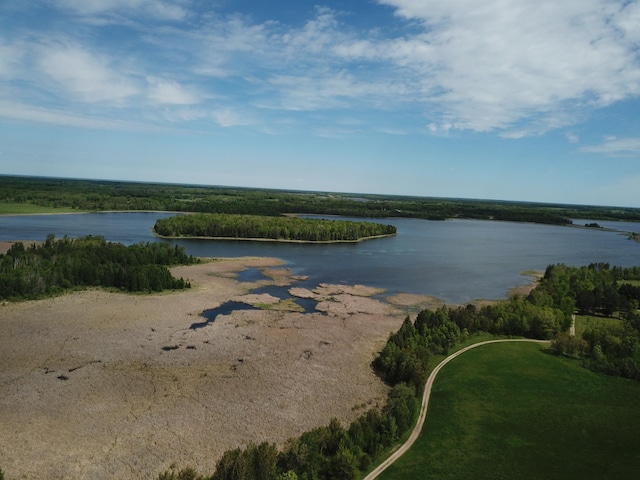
[378,342,640,480]
[574,314,623,338]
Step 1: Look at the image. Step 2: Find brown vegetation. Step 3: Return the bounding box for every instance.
[0,257,405,479]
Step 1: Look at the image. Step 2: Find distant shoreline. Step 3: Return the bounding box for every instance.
[1,209,637,243]
[0,209,182,217]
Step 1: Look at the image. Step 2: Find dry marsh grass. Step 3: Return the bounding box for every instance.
[0,258,406,479]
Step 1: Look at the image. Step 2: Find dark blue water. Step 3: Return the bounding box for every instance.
[190,285,320,329]
[0,212,175,244]
[190,301,257,329]
[1,212,639,303]
[236,268,271,283]
[251,284,320,314]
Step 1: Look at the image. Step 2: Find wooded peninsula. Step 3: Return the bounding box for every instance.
[153,213,396,242]
[0,235,196,301]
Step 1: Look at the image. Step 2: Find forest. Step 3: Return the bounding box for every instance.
[4,175,640,225]
[158,262,640,480]
[539,263,640,380]
[153,213,397,242]
[0,235,196,300]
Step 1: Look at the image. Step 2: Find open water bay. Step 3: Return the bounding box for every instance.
[1,212,639,303]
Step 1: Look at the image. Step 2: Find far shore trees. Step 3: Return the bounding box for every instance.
[7,174,636,225]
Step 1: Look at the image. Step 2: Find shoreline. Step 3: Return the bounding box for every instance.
[0,233,544,304]
[0,209,185,217]
[2,208,638,237]
[152,230,397,244]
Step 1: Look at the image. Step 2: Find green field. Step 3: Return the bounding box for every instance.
[379,342,640,480]
[574,314,623,338]
[0,202,78,215]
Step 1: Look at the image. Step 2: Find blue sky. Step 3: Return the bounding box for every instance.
[1,1,640,207]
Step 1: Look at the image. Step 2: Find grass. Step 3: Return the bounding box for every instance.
[0,202,78,215]
[575,314,623,338]
[256,298,304,312]
[356,333,497,480]
[378,341,640,480]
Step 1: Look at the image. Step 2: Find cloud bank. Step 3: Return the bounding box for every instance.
[0,0,638,137]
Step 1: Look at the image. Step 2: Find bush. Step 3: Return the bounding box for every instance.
[157,466,204,480]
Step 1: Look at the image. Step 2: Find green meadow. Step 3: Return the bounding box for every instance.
[0,202,77,215]
[378,341,640,480]
[574,314,623,338]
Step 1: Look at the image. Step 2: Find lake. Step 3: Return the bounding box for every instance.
[1,212,639,304]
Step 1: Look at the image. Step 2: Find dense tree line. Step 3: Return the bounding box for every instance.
[577,316,640,380]
[535,263,640,317]
[153,214,396,242]
[539,263,640,380]
[7,175,640,224]
[372,301,568,400]
[0,235,196,300]
[163,382,419,480]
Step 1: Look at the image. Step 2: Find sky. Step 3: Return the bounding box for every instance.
[1,1,640,207]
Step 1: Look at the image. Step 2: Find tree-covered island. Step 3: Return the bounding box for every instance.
[153,213,397,242]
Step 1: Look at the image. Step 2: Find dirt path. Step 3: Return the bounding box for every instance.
[364,338,550,480]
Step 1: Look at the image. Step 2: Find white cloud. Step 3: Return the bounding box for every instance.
[263,70,393,111]
[211,108,253,128]
[373,0,640,133]
[147,77,198,105]
[38,43,139,102]
[152,14,273,84]
[187,10,413,114]
[279,6,339,56]
[565,131,580,144]
[54,0,188,21]
[0,100,146,130]
[0,41,23,78]
[615,1,640,45]
[580,136,640,156]
[226,0,640,135]
[5,1,640,138]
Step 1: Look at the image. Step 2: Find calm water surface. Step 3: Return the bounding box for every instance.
[1,212,639,303]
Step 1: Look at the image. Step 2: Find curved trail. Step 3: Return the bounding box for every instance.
[364,338,550,480]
